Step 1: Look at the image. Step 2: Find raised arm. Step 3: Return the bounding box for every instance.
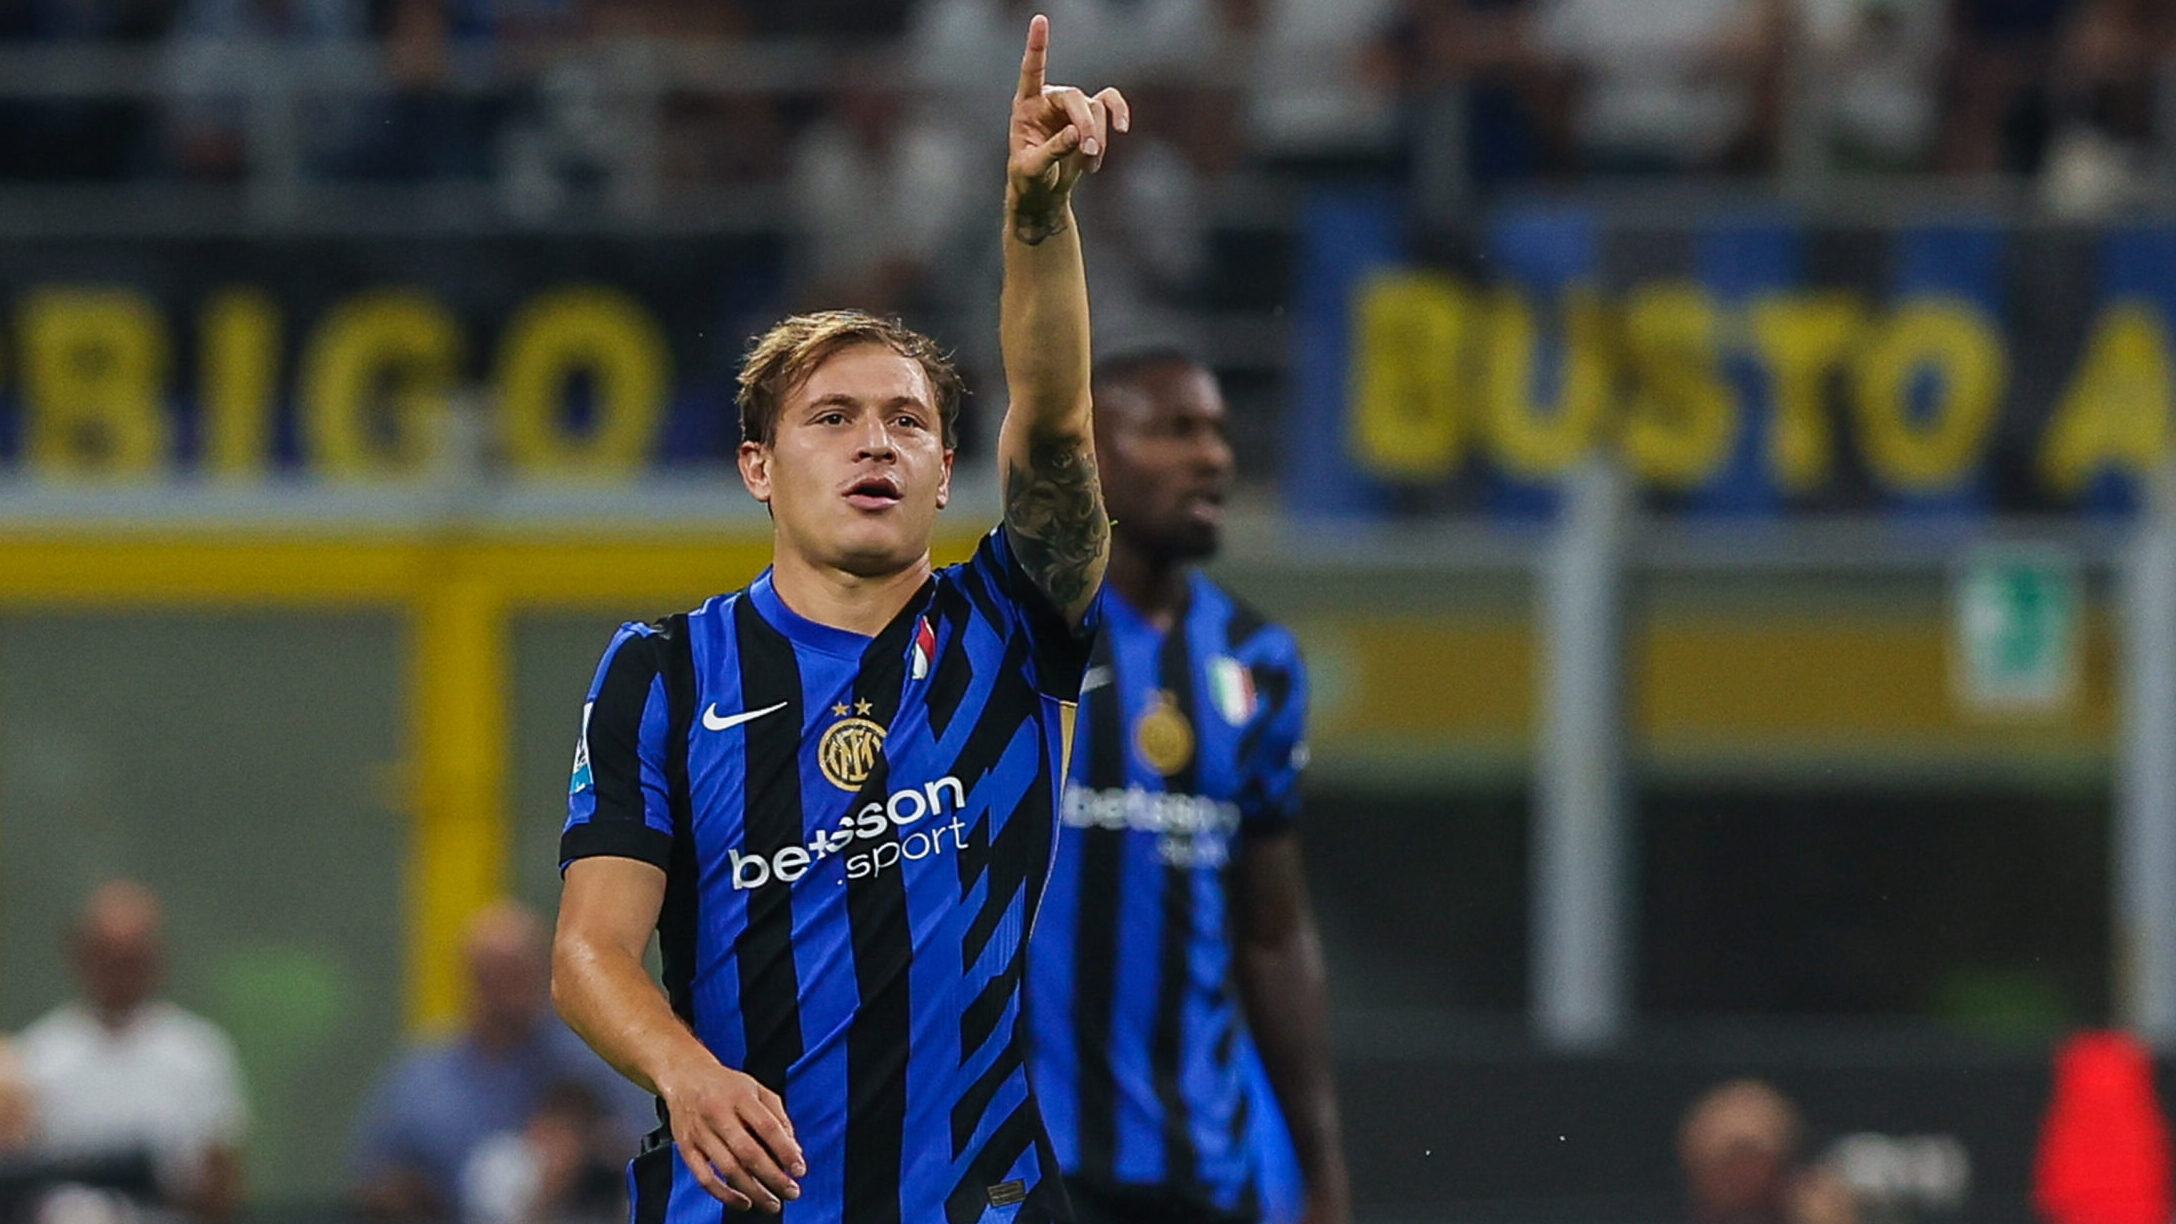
[997,14,1127,626]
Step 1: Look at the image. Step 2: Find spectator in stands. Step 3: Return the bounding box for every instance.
[158,0,373,179]
[1680,1079,1859,1224]
[352,902,649,1224]
[13,880,249,1222]
[1939,0,2074,174]
[1535,0,1790,175]
[1787,0,1947,173]
[786,52,977,316]
[458,1082,623,1224]
[0,1033,169,1224]
[2039,0,2174,215]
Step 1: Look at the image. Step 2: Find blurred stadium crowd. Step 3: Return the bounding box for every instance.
[4,0,2174,186]
[0,884,656,1224]
[3,0,2176,248]
[0,882,2023,1224]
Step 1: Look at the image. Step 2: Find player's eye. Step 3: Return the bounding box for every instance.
[894,414,925,430]
[817,411,848,426]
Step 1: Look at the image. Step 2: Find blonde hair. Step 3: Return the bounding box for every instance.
[735,311,963,447]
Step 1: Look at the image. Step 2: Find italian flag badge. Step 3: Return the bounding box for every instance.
[911,616,936,681]
[1208,656,1256,725]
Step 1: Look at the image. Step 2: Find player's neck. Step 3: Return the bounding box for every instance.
[1106,543,1189,630]
[769,549,934,638]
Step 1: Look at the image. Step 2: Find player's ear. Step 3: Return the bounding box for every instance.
[935,448,954,511]
[738,440,773,505]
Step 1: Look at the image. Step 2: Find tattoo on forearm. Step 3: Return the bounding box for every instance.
[1010,202,1069,247]
[1005,436,1107,612]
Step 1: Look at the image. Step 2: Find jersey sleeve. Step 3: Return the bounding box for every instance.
[560,623,675,872]
[1238,633,1309,837]
[957,525,1099,700]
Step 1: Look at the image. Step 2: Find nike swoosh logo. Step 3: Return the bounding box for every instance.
[1080,665,1113,693]
[702,701,788,732]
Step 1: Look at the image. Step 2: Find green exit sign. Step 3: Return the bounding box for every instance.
[1953,544,2082,714]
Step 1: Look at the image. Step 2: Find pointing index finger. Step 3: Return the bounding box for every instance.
[1016,13,1048,102]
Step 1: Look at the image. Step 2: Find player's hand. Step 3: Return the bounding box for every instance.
[1006,14,1130,222]
[1299,1178,1353,1224]
[657,1058,805,1213]
[1301,1196,1349,1224]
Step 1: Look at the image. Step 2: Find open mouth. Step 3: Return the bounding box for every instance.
[844,473,904,510]
[1181,488,1226,520]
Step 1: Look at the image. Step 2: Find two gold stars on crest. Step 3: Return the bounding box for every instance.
[831,700,875,717]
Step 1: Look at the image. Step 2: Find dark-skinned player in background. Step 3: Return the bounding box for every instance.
[550,17,1126,1223]
[1026,351,1350,1224]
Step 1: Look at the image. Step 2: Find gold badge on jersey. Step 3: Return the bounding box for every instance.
[1133,691,1195,776]
[819,701,886,791]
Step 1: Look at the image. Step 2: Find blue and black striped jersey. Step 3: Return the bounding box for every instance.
[562,527,1090,1224]
[1026,573,1310,1223]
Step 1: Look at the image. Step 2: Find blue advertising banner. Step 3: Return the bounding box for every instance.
[1290,194,2175,519]
[0,234,785,483]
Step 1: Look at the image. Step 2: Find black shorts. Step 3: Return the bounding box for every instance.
[1060,1176,1257,1224]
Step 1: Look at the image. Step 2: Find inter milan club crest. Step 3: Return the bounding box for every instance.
[1133,690,1195,776]
[819,701,887,791]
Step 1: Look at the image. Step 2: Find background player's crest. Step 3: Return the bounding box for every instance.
[820,708,888,790]
[1134,690,1195,776]
[1208,655,1258,725]
[569,701,594,794]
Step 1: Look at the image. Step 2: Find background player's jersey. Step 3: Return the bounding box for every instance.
[561,528,1089,1224]
[1026,572,1309,1223]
